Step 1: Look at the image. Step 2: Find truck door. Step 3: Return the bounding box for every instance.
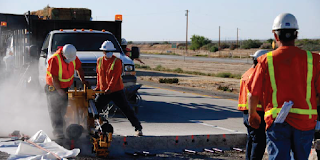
[38,33,51,88]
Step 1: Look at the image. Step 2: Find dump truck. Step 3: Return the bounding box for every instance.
[0,9,140,90]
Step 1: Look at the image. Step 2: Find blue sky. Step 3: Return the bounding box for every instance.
[1,0,319,41]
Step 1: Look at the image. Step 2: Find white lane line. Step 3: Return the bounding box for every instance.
[189,120,241,133]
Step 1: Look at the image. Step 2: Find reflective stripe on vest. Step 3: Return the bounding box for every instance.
[264,51,316,119]
[238,72,262,109]
[98,57,117,71]
[238,89,262,109]
[47,53,76,82]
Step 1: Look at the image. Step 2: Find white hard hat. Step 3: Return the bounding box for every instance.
[62,44,77,61]
[121,38,128,45]
[250,49,269,59]
[272,13,299,30]
[99,40,116,51]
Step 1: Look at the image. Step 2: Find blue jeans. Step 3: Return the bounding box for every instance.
[243,111,266,160]
[266,121,314,160]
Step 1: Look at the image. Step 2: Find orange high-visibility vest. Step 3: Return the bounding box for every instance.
[46,50,76,88]
[238,68,263,111]
[264,51,317,130]
[96,56,124,93]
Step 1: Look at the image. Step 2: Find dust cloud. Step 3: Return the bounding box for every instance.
[0,64,53,138]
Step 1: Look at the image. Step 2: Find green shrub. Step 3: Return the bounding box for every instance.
[230,44,239,50]
[159,78,179,84]
[173,68,184,73]
[217,85,233,92]
[194,54,208,57]
[265,39,274,44]
[155,65,166,71]
[135,64,151,70]
[219,43,230,49]
[210,46,219,52]
[216,72,241,79]
[201,43,216,50]
[190,35,211,50]
[241,39,262,49]
[260,43,272,49]
[296,39,320,51]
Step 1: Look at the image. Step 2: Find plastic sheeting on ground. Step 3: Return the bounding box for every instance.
[0,130,80,160]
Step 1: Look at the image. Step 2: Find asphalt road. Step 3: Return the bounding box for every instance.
[140,53,251,64]
[110,85,246,136]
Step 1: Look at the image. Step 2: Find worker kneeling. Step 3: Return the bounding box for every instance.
[94,40,143,136]
[45,44,89,143]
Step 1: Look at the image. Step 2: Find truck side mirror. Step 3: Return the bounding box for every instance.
[30,45,39,58]
[40,48,48,58]
[131,47,140,59]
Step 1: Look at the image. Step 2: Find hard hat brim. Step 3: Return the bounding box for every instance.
[99,48,116,51]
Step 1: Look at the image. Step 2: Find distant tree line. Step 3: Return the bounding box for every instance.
[186,35,320,52]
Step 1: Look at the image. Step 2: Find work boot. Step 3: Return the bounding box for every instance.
[135,130,143,136]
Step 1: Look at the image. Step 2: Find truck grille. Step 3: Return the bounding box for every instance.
[82,63,97,77]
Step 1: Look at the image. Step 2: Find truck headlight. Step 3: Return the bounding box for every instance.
[124,65,134,72]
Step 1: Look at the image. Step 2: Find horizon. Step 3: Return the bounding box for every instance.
[1,0,319,41]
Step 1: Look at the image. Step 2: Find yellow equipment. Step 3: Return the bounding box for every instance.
[65,85,113,158]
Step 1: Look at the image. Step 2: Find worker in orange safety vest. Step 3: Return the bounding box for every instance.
[238,49,268,160]
[247,13,320,159]
[45,44,89,143]
[94,40,143,136]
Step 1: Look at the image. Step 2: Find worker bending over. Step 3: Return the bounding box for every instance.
[248,13,320,160]
[94,40,143,136]
[238,49,268,160]
[45,44,88,143]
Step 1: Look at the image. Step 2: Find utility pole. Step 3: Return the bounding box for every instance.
[185,10,189,62]
[237,28,239,47]
[219,26,221,48]
[218,26,220,57]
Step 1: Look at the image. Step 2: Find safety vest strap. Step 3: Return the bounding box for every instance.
[306,51,313,119]
[47,53,75,82]
[266,51,314,119]
[98,57,117,71]
[238,88,262,109]
[110,58,117,70]
[265,107,317,119]
[238,104,262,109]
[267,52,278,108]
[98,57,103,71]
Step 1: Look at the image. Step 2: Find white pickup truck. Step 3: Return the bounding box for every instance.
[38,29,138,89]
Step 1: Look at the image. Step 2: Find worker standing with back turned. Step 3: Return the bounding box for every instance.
[45,44,89,144]
[248,13,320,160]
[95,40,143,136]
[238,49,268,160]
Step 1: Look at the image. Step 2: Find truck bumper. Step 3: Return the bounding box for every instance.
[72,75,137,89]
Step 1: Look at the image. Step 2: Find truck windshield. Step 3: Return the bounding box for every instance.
[51,33,122,52]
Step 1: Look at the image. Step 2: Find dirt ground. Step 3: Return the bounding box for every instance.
[130,44,254,94]
[136,56,252,94]
[129,44,260,58]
